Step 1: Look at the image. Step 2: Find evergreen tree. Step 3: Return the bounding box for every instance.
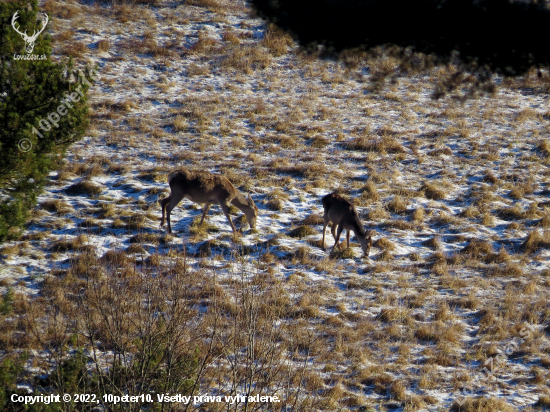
[0,0,92,241]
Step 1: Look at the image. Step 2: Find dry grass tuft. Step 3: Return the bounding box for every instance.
[345,135,405,154]
[65,181,102,196]
[520,230,550,254]
[302,214,324,226]
[450,397,516,412]
[496,203,525,221]
[360,180,380,202]
[40,199,73,215]
[412,206,425,222]
[51,234,88,253]
[222,45,272,73]
[419,182,446,200]
[261,24,293,57]
[386,196,407,214]
[126,243,146,254]
[60,42,87,58]
[460,238,493,259]
[535,396,550,408]
[288,225,318,238]
[368,207,390,221]
[536,140,550,157]
[423,235,441,250]
[483,172,499,184]
[330,247,356,259]
[185,0,224,12]
[97,39,111,52]
[375,237,396,251]
[128,233,159,245]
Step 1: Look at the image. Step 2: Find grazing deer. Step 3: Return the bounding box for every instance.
[160,169,258,234]
[322,192,372,256]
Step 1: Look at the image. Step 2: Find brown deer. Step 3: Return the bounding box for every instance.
[160,170,258,234]
[322,192,372,256]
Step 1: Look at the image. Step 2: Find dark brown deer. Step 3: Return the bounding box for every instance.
[322,192,372,256]
[160,170,258,234]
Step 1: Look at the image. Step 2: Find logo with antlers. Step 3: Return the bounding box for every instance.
[11,11,49,54]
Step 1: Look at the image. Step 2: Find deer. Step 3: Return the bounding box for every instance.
[321,192,372,257]
[12,11,49,54]
[160,169,258,235]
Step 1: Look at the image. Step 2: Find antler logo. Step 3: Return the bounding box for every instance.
[11,11,49,54]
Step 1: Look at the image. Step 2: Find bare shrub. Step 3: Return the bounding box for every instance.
[17,255,312,411]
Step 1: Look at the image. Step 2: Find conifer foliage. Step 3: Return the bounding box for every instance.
[0,0,91,241]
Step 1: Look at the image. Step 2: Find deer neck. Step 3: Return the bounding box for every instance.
[230,189,250,213]
[350,214,366,238]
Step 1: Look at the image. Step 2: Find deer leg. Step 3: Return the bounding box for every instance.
[347,230,350,249]
[332,225,344,252]
[331,224,339,250]
[322,216,330,251]
[159,195,171,227]
[219,202,237,233]
[165,192,185,234]
[199,203,212,226]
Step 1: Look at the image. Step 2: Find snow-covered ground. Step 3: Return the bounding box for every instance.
[1,0,549,410]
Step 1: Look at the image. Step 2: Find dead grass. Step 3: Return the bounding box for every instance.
[222,44,272,73]
[361,180,380,202]
[386,196,408,214]
[450,397,517,412]
[261,24,292,57]
[288,225,317,238]
[51,234,89,253]
[420,182,446,200]
[520,230,550,254]
[65,181,103,196]
[412,207,425,222]
[40,199,73,215]
[97,39,111,52]
[185,0,225,12]
[60,42,87,58]
[375,237,396,251]
[4,1,550,408]
[537,140,550,158]
[345,135,405,154]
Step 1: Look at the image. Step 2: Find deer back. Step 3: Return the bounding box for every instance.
[322,193,366,236]
[168,170,236,204]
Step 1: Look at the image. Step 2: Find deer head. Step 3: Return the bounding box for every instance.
[12,11,49,54]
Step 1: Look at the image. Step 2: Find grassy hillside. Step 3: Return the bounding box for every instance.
[0,0,549,410]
